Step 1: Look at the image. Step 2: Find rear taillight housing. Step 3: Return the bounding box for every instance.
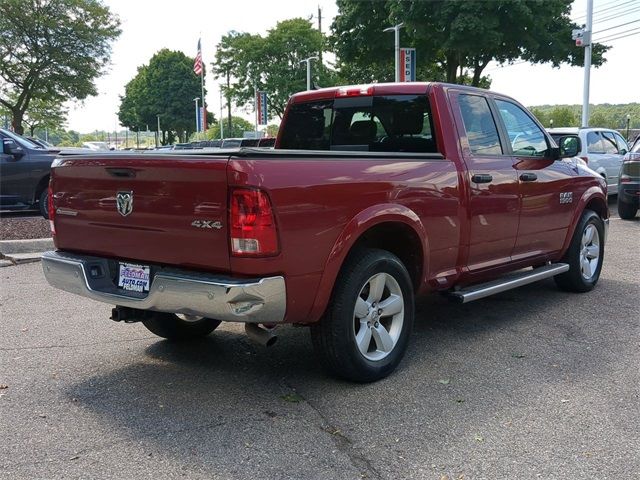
[48,183,56,235]
[579,156,589,164]
[230,188,279,256]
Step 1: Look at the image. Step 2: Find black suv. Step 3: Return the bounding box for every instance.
[1,129,58,218]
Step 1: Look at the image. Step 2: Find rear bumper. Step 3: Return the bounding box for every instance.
[618,182,640,205]
[41,251,286,323]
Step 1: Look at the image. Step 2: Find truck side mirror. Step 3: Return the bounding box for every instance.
[3,139,25,159]
[557,136,580,158]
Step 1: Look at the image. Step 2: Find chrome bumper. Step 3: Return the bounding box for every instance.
[41,251,286,323]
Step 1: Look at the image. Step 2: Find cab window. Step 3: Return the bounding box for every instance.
[587,132,605,154]
[457,94,502,155]
[495,99,548,157]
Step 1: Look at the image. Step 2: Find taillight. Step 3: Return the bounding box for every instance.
[580,156,589,164]
[230,188,278,256]
[48,183,56,235]
[336,86,374,97]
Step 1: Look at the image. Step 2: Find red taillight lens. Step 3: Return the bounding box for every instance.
[230,188,278,256]
[48,183,56,235]
[580,156,589,164]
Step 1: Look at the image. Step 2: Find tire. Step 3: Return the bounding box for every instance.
[38,188,49,219]
[142,313,221,341]
[554,209,605,293]
[311,248,414,383]
[617,199,638,220]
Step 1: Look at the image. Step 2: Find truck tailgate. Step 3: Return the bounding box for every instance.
[51,154,231,272]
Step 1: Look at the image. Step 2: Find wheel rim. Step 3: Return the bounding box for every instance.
[352,272,404,361]
[176,314,204,322]
[580,224,600,280]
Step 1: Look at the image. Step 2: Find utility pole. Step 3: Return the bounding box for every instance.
[219,86,224,140]
[383,23,404,82]
[627,114,631,141]
[301,56,319,91]
[581,0,593,128]
[317,5,323,66]
[193,97,200,135]
[156,115,161,147]
[226,70,232,136]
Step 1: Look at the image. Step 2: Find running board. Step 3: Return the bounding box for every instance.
[450,263,569,304]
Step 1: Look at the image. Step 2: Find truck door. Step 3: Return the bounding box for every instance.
[492,98,575,260]
[450,92,520,272]
[0,136,31,208]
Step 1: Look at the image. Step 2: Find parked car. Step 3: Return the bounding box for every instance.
[617,138,640,219]
[27,137,56,149]
[220,138,260,148]
[0,128,58,217]
[42,82,608,382]
[547,127,629,195]
[257,137,276,148]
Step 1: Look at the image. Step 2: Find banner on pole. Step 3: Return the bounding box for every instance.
[256,91,268,126]
[200,106,207,131]
[399,48,416,82]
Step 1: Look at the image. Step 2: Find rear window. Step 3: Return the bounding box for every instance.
[279,95,437,153]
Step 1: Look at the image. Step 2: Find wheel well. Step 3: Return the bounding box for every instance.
[349,222,424,290]
[34,175,50,203]
[585,197,608,220]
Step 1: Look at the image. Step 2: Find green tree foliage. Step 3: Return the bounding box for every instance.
[331,0,608,87]
[205,116,254,140]
[213,19,327,119]
[118,49,210,145]
[529,104,640,130]
[0,0,120,134]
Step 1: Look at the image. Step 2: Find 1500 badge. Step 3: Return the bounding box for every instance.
[559,192,573,204]
[191,220,223,229]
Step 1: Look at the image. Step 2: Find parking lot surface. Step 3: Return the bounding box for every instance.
[1,203,638,479]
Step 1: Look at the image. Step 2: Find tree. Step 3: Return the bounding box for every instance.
[22,97,68,136]
[213,19,328,120]
[205,116,254,139]
[0,0,120,134]
[549,106,578,127]
[118,50,207,145]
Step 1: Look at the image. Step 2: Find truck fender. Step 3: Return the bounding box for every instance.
[306,203,429,324]
[560,187,609,256]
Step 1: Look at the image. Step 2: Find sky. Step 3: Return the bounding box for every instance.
[66,0,639,133]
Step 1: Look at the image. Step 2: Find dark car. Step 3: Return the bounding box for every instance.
[1,128,58,218]
[617,138,640,219]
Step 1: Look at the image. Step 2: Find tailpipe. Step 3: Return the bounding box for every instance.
[245,323,278,347]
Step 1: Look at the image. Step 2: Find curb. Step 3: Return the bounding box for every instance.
[0,252,44,266]
[0,238,53,255]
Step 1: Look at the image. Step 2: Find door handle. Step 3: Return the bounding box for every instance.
[471,173,493,184]
[519,172,538,182]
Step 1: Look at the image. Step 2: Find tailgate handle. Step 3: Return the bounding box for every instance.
[106,168,136,178]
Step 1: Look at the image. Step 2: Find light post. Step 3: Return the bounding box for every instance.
[300,56,319,91]
[550,119,554,129]
[627,114,631,141]
[383,23,404,82]
[193,97,200,138]
[156,115,161,147]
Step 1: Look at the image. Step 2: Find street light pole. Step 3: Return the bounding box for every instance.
[156,115,161,147]
[300,56,319,91]
[383,23,404,82]
[627,114,631,141]
[193,97,200,137]
[219,86,224,140]
[581,0,593,127]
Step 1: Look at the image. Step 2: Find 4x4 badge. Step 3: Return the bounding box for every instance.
[116,191,133,217]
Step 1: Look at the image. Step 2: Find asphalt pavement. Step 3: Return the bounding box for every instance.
[1,201,638,480]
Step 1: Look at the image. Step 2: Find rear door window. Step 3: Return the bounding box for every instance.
[586,132,605,153]
[600,132,619,154]
[457,94,502,155]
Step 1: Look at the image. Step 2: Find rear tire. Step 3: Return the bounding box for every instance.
[311,248,414,383]
[617,199,638,220]
[554,209,604,293]
[38,188,49,219]
[142,313,221,341]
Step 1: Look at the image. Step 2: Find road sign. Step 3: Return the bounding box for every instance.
[256,91,268,126]
[399,48,416,82]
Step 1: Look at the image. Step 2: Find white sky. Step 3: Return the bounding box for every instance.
[66,0,639,133]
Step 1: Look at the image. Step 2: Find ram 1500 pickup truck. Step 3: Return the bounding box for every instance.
[42,82,609,382]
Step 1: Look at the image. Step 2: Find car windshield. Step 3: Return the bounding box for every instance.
[0,128,42,149]
[632,139,640,153]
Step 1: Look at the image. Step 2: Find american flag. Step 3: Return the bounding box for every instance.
[193,39,203,76]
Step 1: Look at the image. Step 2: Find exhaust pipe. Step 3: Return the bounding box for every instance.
[245,323,278,347]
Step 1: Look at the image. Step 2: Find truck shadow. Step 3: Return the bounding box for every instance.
[63,275,635,477]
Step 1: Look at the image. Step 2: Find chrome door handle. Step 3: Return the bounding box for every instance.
[519,173,538,182]
[471,174,493,184]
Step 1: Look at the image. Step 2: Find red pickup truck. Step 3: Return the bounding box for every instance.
[43,82,608,382]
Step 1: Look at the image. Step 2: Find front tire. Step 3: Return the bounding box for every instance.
[311,248,414,383]
[39,188,49,219]
[142,313,221,341]
[554,209,604,292]
[617,199,638,220]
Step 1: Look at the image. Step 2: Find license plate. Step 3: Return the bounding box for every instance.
[118,262,151,292]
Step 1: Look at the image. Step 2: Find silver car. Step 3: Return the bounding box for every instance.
[548,127,629,195]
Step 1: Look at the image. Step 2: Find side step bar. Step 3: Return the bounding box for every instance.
[450,263,569,304]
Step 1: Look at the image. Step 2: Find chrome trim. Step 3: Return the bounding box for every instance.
[603,218,609,242]
[451,263,570,304]
[41,251,286,323]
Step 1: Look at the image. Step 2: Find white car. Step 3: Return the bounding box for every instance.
[548,127,629,195]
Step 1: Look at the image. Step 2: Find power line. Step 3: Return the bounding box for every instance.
[595,29,640,42]
[573,0,635,21]
[593,18,640,33]
[594,25,640,41]
[593,5,640,24]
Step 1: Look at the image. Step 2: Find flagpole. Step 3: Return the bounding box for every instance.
[254,84,258,137]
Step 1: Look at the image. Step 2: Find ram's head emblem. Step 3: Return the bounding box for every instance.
[116,191,133,217]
